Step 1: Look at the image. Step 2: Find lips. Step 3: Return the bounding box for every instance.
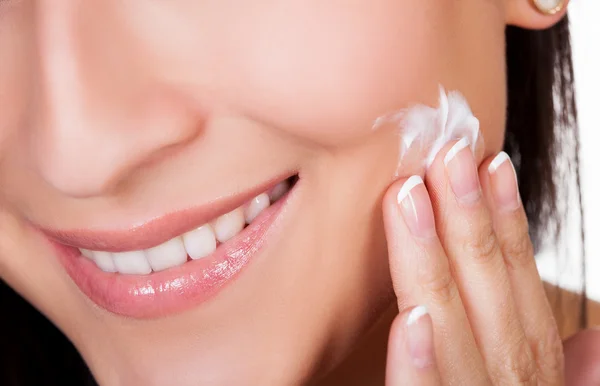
[40,175,297,319]
[77,179,292,275]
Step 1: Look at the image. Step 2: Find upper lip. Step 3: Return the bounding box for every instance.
[37,173,295,252]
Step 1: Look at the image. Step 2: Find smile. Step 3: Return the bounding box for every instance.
[41,175,298,319]
[80,179,292,275]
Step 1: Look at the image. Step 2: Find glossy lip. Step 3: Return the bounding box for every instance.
[41,176,296,319]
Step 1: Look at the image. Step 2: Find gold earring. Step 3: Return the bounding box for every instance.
[532,0,566,15]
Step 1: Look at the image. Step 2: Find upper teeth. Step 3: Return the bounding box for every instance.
[79,181,290,275]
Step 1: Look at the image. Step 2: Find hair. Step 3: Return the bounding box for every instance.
[505,16,580,250]
[0,17,580,386]
[505,16,585,327]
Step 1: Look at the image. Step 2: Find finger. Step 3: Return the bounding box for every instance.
[383,176,489,385]
[386,306,442,386]
[425,139,537,385]
[482,152,564,385]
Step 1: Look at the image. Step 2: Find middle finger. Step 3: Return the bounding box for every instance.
[426,138,537,384]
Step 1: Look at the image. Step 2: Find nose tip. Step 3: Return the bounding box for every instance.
[34,131,130,198]
[32,127,137,198]
[31,106,199,198]
[30,78,203,198]
[33,133,122,198]
[31,97,200,200]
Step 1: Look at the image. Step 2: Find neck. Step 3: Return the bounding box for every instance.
[313,303,398,386]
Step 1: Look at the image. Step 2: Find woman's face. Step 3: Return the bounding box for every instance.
[0,1,507,384]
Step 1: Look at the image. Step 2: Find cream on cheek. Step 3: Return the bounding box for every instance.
[373,86,482,177]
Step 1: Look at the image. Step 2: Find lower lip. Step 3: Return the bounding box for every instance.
[49,189,292,319]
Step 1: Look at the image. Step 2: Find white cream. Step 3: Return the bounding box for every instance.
[373,86,481,175]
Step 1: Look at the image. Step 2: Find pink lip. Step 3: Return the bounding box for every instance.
[39,176,295,319]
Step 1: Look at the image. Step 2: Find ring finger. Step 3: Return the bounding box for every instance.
[425,139,536,384]
[482,152,564,384]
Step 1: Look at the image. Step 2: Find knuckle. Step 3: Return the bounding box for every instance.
[508,359,538,385]
[533,323,565,382]
[418,264,459,306]
[495,338,538,385]
[501,224,535,271]
[464,221,501,264]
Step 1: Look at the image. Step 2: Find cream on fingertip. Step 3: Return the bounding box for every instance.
[373,86,482,177]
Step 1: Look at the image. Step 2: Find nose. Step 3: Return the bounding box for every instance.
[29,2,200,198]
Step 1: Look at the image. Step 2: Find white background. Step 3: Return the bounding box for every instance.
[537,0,600,301]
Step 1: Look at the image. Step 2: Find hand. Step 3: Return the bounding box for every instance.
[383,138,564,385]
[564,328,600,385]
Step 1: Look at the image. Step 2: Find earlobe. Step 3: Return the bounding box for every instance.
[505,0,570,30]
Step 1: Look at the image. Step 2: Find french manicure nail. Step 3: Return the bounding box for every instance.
[406,306,435,369]
[444,138,481,205]
[397,176,436,239]
[488,152,520,211]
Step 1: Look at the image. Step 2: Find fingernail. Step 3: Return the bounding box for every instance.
[397,176,436,239]
[406,306,435,369]
[444,138,481,205]
[488,152,521,211]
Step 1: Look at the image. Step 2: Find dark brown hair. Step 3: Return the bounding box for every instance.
[0,17,580,386]
[505,16,585,327]
[505,16,580,248]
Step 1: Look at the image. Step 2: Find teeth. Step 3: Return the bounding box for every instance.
[146,237,188,272]
[112,251,152,275]
[78,180,293,274]
[244,193,270,224]
[80,248,94,259]
[91,251,117,273]
[183,224,217,260]
[213,208,245,243]
[269,180,290,202]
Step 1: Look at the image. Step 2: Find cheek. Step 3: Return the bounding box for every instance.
[212,1,450,145]
[162,0,451,143]
[136,0,504,150]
